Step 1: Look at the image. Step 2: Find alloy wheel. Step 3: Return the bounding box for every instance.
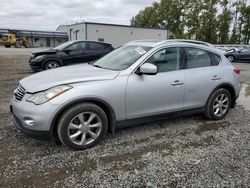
[213,94,229,117]
[67,112,102,146]
[227,56,234,62]
[47,63,59,69]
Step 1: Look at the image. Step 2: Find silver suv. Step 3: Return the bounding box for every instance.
[10,40,241,150]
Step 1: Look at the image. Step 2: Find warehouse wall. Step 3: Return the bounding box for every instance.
[57,24,86,41]
[57,23,168,48]
[86,24,167,48]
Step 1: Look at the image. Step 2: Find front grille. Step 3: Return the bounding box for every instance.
[14,85,26,101]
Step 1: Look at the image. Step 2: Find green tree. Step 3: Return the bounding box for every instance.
[130,0,247,44]
[217,0,232,44]
[131,2,161,28]
[240,5,250,44]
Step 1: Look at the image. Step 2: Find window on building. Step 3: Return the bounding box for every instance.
[75,30,79,40]
[34,38,39,42]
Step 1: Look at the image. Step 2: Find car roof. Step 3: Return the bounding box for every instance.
[126,39,214,48]
[72,40,112,45]
[126,39,223,56]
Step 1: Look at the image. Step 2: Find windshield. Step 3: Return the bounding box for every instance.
[93,45,152,71]
[54,41,75,51]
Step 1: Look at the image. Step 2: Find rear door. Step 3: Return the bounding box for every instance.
[238,48,250,60]
[183,47,222,109]
[85,42,109,62]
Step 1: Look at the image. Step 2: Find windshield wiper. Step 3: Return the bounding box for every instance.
[92,64,103,68]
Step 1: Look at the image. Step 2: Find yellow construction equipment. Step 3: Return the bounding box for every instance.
[0,30,31,48]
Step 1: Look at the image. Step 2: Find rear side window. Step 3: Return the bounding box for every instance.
[88,42,105,50]
[66,42,86,51]
[105,44,113,50]
[185,48,212,68]
[210,52,221,66]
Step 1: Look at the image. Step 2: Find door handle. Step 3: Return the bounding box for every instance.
[171,80,184,86]
[211,75,221,80]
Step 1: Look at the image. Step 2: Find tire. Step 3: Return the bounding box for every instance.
[57,103,108,150]
[44,61,60,70]
[4,45,11,48]
[205,88,231,120]
[227,55,235,62]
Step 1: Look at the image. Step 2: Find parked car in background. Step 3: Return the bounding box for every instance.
[225,47,250,62]
[28,40,114,71]
[11,40,241,150]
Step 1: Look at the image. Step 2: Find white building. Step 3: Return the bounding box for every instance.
[0,28,68,47]
[57,22,168,48]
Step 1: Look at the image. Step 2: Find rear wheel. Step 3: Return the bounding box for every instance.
[57,103,108,150]
[205,88,231,120]
[44,61,60,70]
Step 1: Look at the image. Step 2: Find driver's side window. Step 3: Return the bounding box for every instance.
[241,48,250,53]
[146,47,180,73]
[66,42,86,51]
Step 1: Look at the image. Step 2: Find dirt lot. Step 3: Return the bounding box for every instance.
[0,48,250,187]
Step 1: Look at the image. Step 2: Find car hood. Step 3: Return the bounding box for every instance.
[32,48,58,55]
[20,64,119,93]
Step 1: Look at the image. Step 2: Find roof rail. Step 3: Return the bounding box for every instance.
[127,39,160,44]
[156,39,213,47]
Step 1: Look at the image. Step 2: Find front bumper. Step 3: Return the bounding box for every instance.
[28,58,43,71]
[11,107,51,140]
[10,94,61,139]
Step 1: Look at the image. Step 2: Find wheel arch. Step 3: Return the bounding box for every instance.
[50,98,116,140]
[207,83,236,108]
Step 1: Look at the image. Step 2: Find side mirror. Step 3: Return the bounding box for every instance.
[138,63,157,75]
[64,49,71,54]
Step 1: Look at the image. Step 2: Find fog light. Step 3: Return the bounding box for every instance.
[23,118,35,126]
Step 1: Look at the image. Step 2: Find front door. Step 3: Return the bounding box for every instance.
[126,47,185,119]
[62,42,87,65]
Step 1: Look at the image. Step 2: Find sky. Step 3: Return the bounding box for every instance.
[0,0,159,31]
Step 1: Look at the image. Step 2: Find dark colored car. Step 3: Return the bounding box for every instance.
[225,48,250,62]
[29,41,114,71]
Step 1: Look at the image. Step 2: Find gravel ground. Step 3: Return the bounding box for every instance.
[0,48,250,187]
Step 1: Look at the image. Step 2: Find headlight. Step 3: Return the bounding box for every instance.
[26,85,72,105]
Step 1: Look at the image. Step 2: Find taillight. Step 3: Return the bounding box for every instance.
[234,67,240,75]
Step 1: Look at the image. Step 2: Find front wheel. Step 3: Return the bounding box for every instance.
[205,88,231,120]
[227,55,235,62]
[44,61,60,70]
[57,103,108,150]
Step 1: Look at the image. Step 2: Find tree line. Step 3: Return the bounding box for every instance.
[131,0,250,44]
